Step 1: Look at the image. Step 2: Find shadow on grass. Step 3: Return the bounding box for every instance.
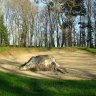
[0,71,96,96]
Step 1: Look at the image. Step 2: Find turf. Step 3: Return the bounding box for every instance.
[0,47,9,52]
[82,48,96,53]
[0,71,96,96]
[0,47,96,53]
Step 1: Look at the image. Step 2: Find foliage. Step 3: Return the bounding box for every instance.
[61,21,69,29]
[0,0,95,48]
[59,0,86,16]
[0,15,9,46]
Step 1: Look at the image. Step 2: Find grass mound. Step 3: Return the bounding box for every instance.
[0,71,96,96]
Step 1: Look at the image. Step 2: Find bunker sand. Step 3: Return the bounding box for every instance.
[0,48,96,80]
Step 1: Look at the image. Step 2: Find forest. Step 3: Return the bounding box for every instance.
[0,0,96,48]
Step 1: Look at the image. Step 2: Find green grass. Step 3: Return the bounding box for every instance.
[0,71,96,96]
[0,46,96,53]
[0,47,49,53]
[72,47,96,53]
[81,48,96,53]
[62,47,96,53]
[0,47,9,52]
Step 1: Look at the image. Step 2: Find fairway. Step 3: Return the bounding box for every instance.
[0,71,96,96]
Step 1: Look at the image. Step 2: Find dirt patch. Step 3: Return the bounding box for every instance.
[0,48,96,80]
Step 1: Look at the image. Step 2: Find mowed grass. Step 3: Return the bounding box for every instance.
[63,47,96,53]
[0,47,96,53]
[81,48,96,53]
[0,47,9,52]
[0,71,96,96]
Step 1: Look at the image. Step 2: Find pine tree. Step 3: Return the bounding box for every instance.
[0,15,9,46]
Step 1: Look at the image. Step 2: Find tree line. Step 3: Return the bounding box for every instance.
[0,0,96,48]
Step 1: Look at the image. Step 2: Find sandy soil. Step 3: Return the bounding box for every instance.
[0,48,96,80]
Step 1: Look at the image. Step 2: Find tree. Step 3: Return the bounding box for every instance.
[5,0,37,47]
[93,1,96,48]
[54,0,86,47]
[1,0,95,48]
[0,15,9,46]
[86,0,93,48]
